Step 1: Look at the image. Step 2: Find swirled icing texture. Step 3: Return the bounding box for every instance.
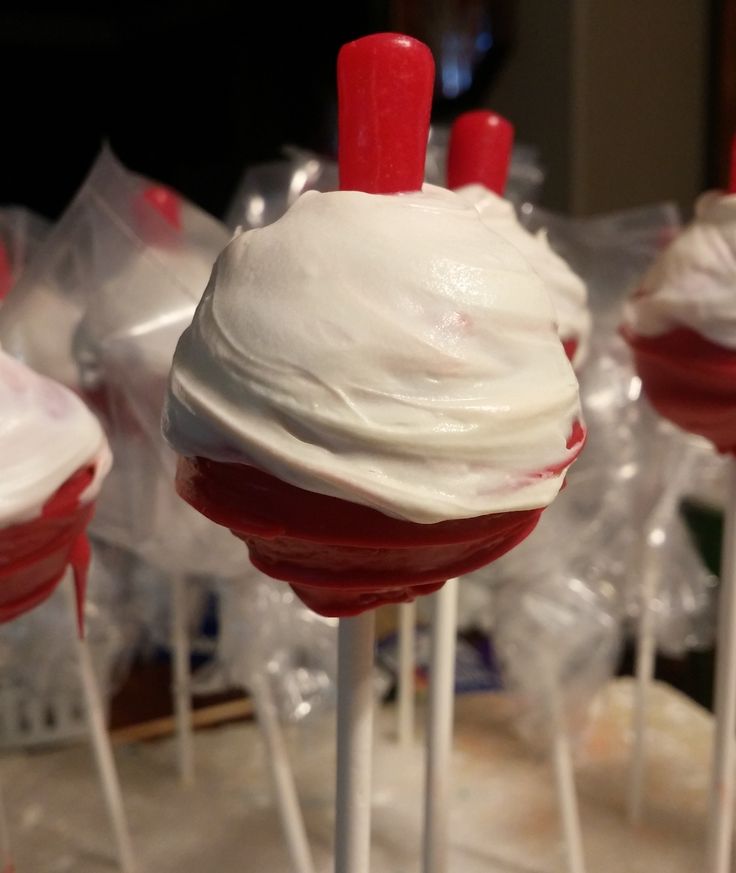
[623,191,736,348]
[0,348,111,527]
[456,185,590,365]
[163,185,582,523]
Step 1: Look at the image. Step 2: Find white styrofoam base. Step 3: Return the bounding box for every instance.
[0,678,718,872]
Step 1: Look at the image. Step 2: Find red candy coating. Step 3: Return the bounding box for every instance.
[623,325,736,453]
[176,458,541,616]
[562,338,578,363]
[0,466,95,632]
[175,423,584,617]
[338,34,435,194]
[447,110,515,195]
[170,33,585,615]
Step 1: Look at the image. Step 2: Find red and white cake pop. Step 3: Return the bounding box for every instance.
[448,110,591,367]
[622,182,736,452]
[0,348,137,872]
[622,144,736,873]
[162,70,584,619]
[162,33,584,873]
[0,348,111,631]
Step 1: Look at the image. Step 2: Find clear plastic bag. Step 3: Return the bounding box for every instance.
[0,538,142,748]
[59,151,244,579]
[225,133,545,232]
[526,200,718,653]
[492,571,621,752]
[457,201,717,750]
[216,571,337,724]
[424,123,545,206]
[0,206,49,301]
[225,147,338,231]
[0,145,226,390]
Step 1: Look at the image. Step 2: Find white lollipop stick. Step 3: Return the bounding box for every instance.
[250,671,316,873]
[64,575,137,873]
[628,547,658,824]
[0,778,14,873]
[628,448,695,823]
[335,612,376,873]
[422,577,459,873]
[544,661,587,873]
[170,573,195,786]
[708,459,736,873]
[397,601,417,747]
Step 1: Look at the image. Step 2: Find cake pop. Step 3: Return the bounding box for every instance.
[163,151,584,619]
[163,33,584,873]
[0,348,136,872]
[622,189,736,452]
[622,154,736,873]
[0,348,110,630]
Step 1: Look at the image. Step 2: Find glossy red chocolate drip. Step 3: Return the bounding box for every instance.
[174,419,584,617]
[0,466,96,631]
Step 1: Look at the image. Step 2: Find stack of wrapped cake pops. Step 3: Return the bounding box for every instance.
[0,23,732,873]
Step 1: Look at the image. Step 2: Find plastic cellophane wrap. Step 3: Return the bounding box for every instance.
[460,200,719,753]
[72,151,343,727]
[216,570,338,724]
[225,130,545,232]
[46,147,245,580]
[531,201,721,653]
[0,148,239,720]
[0,146,190,388]
[0,539,140,748]
[0,206,49,302]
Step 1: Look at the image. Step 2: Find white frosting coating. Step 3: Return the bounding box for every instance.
[456,185,590,365]
[622,191,736,348]
[163,185,582,524]
[0,348,111,528]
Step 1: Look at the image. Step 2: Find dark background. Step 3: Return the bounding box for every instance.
[0,1,514,219]
[1,1,730,219]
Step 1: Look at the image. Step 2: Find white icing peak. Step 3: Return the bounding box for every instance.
[623,191,736,347]
[0,348,111,528]
[163,185,582,523]
[456,185,590,365]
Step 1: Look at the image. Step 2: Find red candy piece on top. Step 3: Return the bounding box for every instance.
[0,466,96,632]
[142,185,182,229]
[623,325,736,454]
[447,110,515,196]
[133,184,183,247]
[338,33,435,195]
